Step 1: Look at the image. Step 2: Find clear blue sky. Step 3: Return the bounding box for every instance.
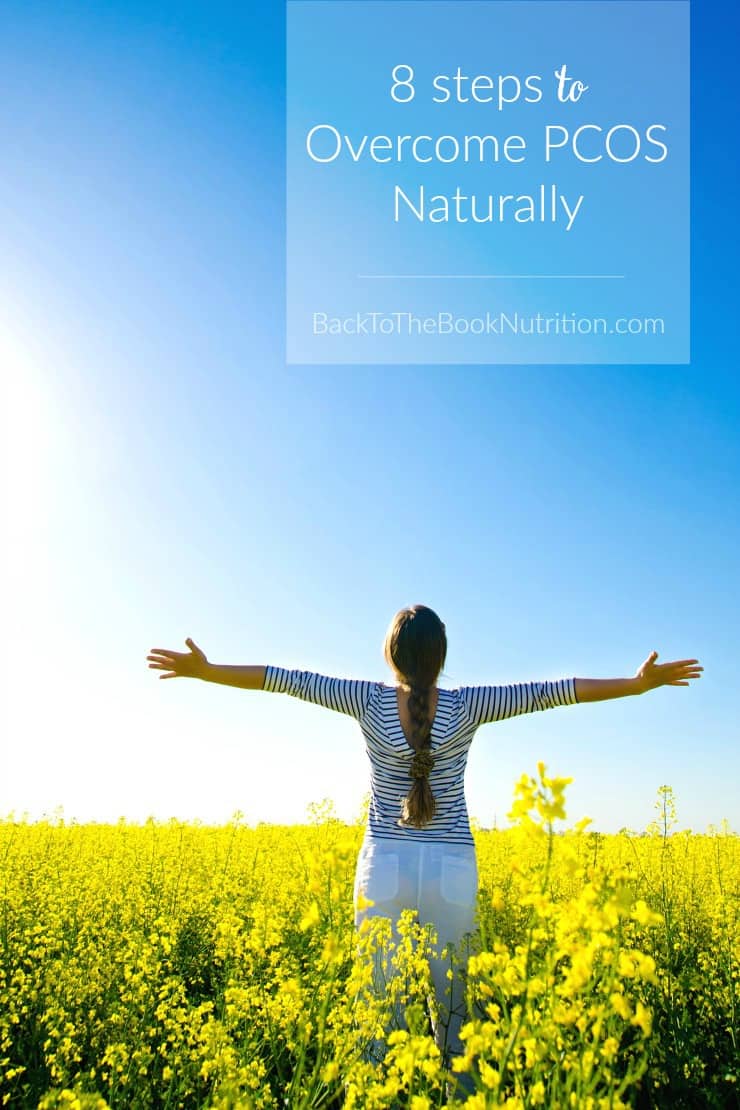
[1,1,737,833]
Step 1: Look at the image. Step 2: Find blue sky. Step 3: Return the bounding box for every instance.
[1,1,737,832]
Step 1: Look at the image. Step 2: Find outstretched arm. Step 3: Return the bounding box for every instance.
[575,652,703,703]
[147,639,265,689]
[458,651,703,728]
[147,640,379,720]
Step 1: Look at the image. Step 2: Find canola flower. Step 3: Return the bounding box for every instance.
[0,777,737,1109]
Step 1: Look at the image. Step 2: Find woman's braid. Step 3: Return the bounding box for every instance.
[399,681,436,827]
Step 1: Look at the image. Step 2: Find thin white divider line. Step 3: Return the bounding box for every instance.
[357,274,626,279]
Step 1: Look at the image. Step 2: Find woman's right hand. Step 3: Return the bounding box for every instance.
[633,651,703,693]
[147,638,210,680]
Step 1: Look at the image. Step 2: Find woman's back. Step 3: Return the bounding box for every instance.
[262,665,578,845]
[363,683,477,844]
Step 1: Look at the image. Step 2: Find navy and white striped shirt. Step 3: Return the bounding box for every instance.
[262,665,579,845]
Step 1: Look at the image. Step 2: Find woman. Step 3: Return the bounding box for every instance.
[146,604,702,1072]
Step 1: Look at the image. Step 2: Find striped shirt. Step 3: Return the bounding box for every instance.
[262,665,579,845]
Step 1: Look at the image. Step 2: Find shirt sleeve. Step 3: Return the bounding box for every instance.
[457,677,579,728]
[262,665,380,722]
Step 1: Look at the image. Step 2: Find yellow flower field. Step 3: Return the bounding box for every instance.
[0,772,737,1109]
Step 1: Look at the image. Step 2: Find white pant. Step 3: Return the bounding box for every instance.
[353,836,478,1067]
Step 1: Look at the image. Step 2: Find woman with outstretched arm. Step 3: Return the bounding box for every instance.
[147,604,702,1077]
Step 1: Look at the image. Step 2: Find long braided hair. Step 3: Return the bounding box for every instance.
[383,605,447,828]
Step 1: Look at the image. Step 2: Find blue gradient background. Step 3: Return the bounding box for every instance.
[0,0,737,832]
[287,1,689,363]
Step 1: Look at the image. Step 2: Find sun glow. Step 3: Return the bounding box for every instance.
[1,326,55,619]
[1,325,61,812]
